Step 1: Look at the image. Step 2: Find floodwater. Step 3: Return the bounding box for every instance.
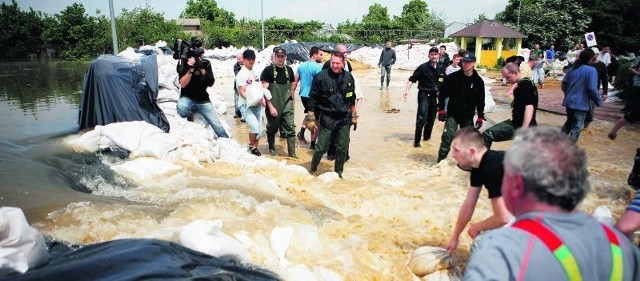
[1,61,638,279]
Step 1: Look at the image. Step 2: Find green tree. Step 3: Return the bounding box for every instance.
[0,0,45,61]
[495,0,535,30]
[117,7,186,48]
[42,3,109,60]
[496,0,589,50]
[475,13,488,23]
[581,0,640,52]
[181,0,235,27]
[362,3,392,30]
[395,0,430,30]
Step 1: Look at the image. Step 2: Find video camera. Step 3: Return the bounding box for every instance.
[173,38,209,72]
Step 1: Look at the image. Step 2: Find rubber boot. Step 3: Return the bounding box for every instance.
[629,148,640,190]
[414,128,422,147]
[286,137,297,158]
[267,133,276,156]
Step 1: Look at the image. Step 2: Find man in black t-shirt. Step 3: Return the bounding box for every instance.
[446,127,511,254]
[482,62,538,149]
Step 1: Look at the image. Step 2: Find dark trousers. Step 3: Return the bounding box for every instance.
[381,66,391,87]
[560,108,587,142]
[437,116,473,162]
[415,92,438,144]
[310,125,351,176]
[482,119,515,149]
[585,100,595,123]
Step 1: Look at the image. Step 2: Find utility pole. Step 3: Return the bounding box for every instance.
[517,0,522,31]
[108,0,119,54]
[261,0,265,50]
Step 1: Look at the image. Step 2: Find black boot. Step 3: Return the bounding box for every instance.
[629,148,640,190]
[286,137,297,158]
[414,128,422,147]
[267,133,276,156]
[423,127,432,141]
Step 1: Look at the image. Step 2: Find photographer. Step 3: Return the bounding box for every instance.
[176,38,229,138]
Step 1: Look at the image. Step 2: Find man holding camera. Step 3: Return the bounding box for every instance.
[176,38,229,138]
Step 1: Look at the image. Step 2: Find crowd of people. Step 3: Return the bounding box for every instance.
[175,38,640,278]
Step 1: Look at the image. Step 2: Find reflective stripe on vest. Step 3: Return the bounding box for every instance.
[512,218,623,281]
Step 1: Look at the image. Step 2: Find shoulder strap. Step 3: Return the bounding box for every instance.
[513,218,623,281]
[601,224,624,281]
[271,64,290,81]
[513,218,582,281]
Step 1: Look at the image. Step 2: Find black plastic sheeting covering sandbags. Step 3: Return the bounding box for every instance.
[78,54,170,133]
[245,42,384,63]
[4,239,281,281]
[277,42,376,63]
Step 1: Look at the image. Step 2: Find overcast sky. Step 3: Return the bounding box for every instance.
[9,0,510,25]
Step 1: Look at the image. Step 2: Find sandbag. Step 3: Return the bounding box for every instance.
[407,246,457,278]
[0,207,49,277]
[246,82,265,107]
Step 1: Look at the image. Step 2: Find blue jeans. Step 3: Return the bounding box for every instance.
[242,105,263,134]
[177,96,229,138]
[561,108,586,142]
[532,67,545,85]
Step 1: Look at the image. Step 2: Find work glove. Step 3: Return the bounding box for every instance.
[305,114,317,131]
[475,117,484,129]
[437,110,446,122]
[352,115,358,131]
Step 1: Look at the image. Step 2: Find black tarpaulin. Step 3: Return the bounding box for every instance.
[5,239,281,281]
[276,42,374,63]
[78,54,170,133]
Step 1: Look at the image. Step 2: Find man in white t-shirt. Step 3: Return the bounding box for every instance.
[236,49,272,156]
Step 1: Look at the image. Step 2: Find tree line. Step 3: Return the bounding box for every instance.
[496,0,639,53]
[1,0,638,61]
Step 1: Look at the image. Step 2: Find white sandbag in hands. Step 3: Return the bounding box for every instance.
[407,246,461,281]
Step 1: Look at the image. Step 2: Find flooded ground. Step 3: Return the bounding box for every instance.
[4,64,638,279]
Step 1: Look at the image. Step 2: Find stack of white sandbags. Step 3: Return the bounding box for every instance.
[349,42,460,70]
